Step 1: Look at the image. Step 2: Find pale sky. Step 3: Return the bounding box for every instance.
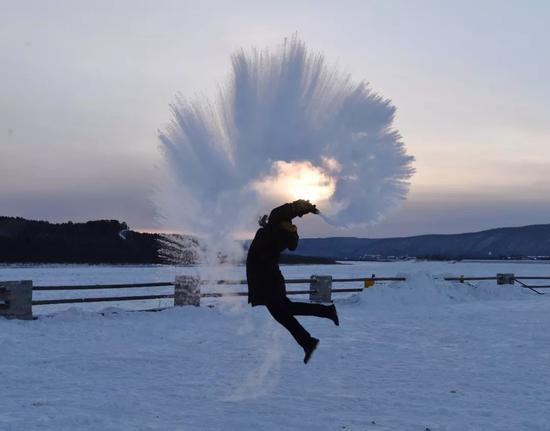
[1,0,549,238]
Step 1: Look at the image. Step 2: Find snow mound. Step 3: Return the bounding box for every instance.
[357,271,536,308]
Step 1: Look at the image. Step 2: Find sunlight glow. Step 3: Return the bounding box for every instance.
[253,160,336,203]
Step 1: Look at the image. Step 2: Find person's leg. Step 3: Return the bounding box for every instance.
[285,299,339,325]
[265,300,321,364]
[265,300,312,349]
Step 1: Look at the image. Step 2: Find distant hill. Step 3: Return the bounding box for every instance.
[3,216,550,263]
[288,224,550,260]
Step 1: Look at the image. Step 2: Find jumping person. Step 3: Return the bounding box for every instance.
[246,199,339,364]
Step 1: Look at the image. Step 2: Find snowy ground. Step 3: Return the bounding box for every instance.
[2,262,550,430]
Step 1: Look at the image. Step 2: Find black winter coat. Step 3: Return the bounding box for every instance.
[246,203,299,306]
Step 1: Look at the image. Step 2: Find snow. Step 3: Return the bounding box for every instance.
[1,261,550,430]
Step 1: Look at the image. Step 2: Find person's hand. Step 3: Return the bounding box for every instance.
[280,221,298,232]
[292,199,319,217]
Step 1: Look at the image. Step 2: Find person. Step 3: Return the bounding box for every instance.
[246,199,339,364]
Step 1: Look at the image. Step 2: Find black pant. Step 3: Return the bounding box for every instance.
[265,298,333,349]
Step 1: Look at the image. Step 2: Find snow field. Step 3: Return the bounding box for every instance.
[1,262,550,430]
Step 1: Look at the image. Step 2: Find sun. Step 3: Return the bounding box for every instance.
[253,160,336,204]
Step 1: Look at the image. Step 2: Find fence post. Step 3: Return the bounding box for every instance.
[0,280,33,320]
[174,276,200,306]
[309,275,332,303]
[497,273,515,285]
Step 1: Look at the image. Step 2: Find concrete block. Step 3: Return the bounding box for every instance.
[174,276,200,306]
[309,275,332,303]
[497,273,515,285]
[0,280,33,320]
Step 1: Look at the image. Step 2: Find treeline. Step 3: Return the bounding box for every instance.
[0,217,161,264]
[0,217,336,265]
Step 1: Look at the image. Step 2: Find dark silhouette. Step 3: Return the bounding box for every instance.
[0,216,337,265]
[246,200,339,364]
[0,217,162,264]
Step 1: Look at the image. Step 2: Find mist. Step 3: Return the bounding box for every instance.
[156,35,414,250]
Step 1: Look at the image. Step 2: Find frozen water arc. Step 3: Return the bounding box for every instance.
[157,35,415,241]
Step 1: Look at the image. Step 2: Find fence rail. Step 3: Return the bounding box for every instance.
[3,272,549,320]
[444,276,550,281]
[32,294,176,306]
[33,282,175,291]
[2,275,399,319]
[444,273,550,294]
[208,277,405,286]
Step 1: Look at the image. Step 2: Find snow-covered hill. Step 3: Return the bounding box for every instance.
[291,223,550,259]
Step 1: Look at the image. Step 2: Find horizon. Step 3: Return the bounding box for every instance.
[2,1,549,237]
[2,213,548,241]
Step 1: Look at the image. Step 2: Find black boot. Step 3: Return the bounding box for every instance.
[303,337,319,364]
[328,304,339,326]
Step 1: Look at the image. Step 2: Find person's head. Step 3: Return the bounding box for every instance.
[258,214,268,227]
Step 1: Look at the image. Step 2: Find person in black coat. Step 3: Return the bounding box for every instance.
[246,199,339,364]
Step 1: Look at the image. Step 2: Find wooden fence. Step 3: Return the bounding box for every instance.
[0,275,405,320]
[2,272,549,320]
[443,273,550,294]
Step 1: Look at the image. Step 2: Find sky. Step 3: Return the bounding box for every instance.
[1,0,549,238]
